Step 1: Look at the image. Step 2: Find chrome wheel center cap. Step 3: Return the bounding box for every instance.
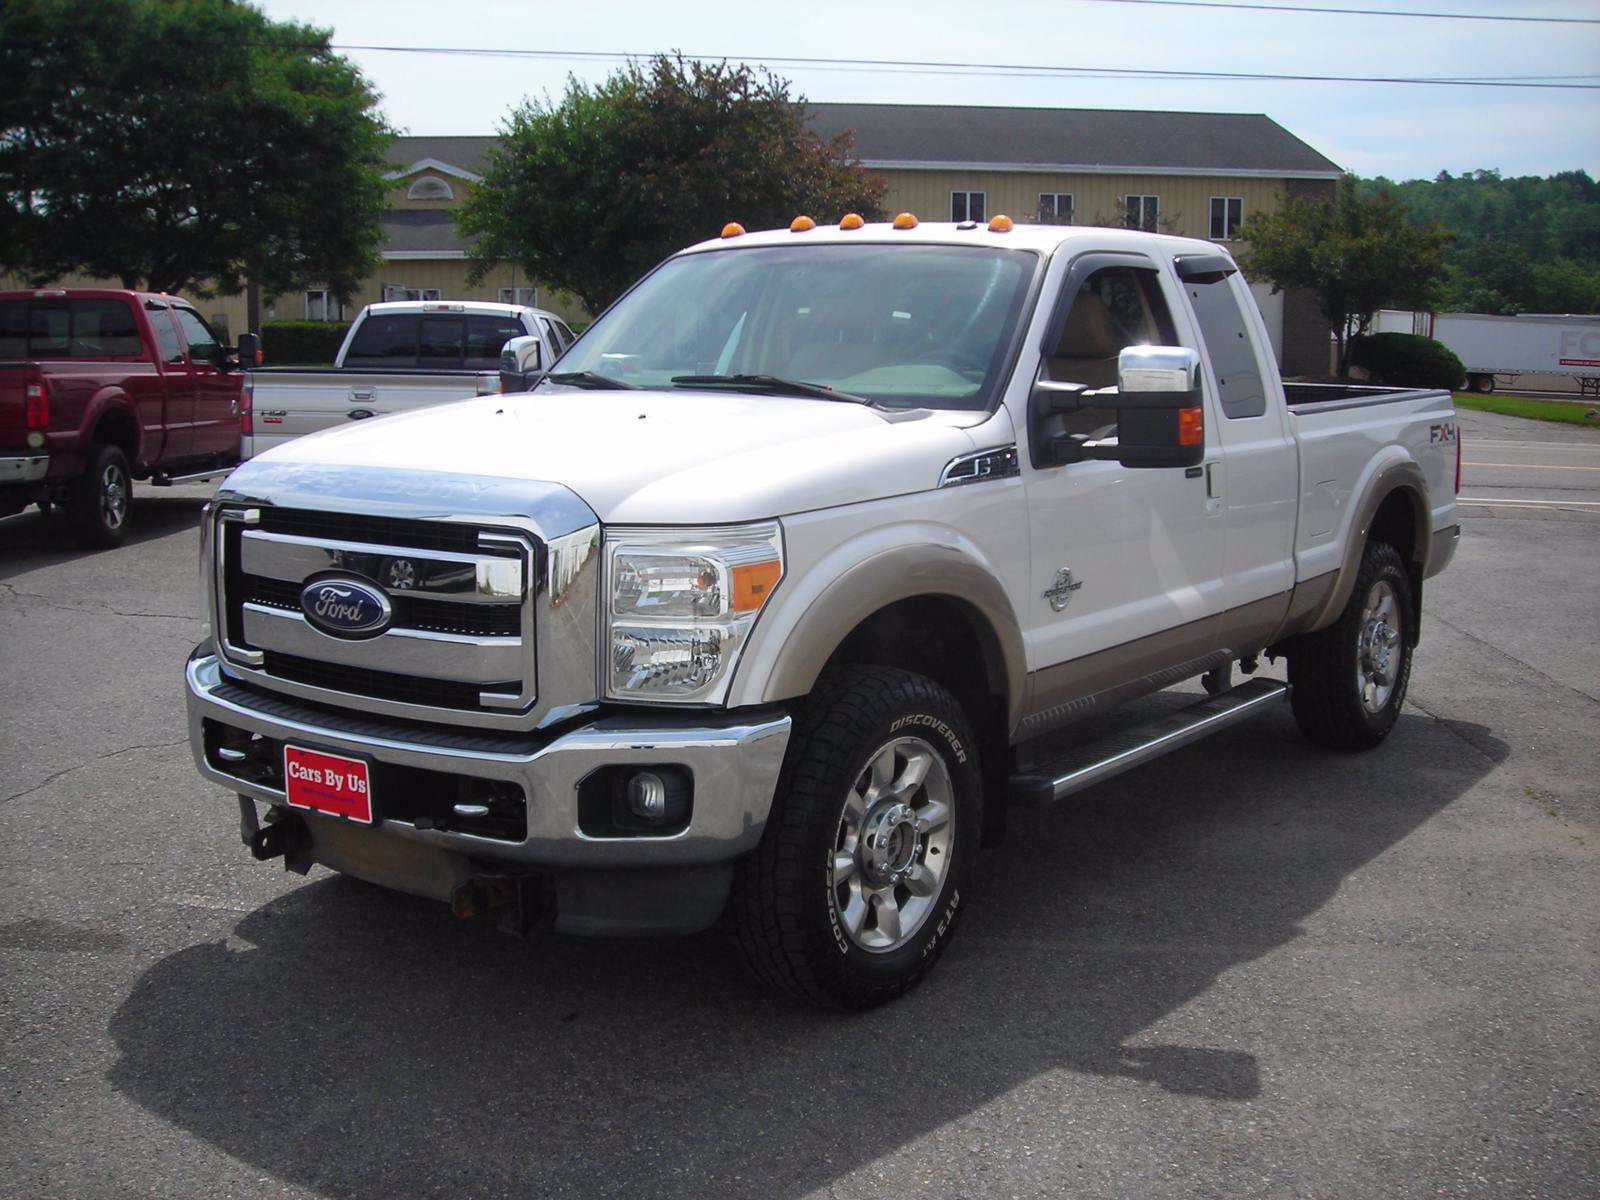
[860,802,921,886]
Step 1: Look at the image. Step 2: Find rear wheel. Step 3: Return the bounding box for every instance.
[70,444,131,549]
[1288,540,1414,750]
[729,666,981,1008]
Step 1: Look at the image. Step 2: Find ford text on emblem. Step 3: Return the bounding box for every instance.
[299,577,392,638]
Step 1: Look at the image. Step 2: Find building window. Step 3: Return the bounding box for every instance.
[1037,193,1074,225]
[1210,197,1244,241]
[382,285,442,302]
[304,289,342,321]
[406,175,454,201]
[1125,195,1159,232]
[951,191,986,223]
[499,287,538,307]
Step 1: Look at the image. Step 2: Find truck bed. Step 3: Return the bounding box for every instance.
[244,367,499,458]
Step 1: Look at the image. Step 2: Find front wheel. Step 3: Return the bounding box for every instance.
[729,666,982,1009]
[1288,540,1414,750]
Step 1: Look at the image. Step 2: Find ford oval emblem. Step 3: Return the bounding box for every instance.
[299,577,392,638]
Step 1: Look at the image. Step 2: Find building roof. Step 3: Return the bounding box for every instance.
[389,107,1340,183]
[804,103,1343,179]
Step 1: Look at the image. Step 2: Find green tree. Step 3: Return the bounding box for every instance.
[1239,177,1451,378]
[458,55,887,314]
[0,0,392,300]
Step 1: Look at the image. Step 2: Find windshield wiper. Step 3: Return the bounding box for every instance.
[545,370,640,390]
[670,374,871,405]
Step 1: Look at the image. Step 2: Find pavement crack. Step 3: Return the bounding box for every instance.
[0,584,196,623]
[1426,610,1599,707]
[1407,696,1505,767]
[0,738,190,806]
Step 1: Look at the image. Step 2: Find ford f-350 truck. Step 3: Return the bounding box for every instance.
[185,217,1460,1008]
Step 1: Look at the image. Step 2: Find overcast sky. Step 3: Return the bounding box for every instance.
[255,0,1599,182]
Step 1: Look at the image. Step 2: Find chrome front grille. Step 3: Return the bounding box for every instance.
[213,506,539,727]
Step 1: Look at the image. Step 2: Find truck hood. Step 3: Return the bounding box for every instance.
[248,389,993,523]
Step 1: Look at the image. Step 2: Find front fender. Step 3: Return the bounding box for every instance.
[726,520,1027,729]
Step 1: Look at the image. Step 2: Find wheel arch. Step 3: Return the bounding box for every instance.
[1306,460,1429,643]
[85,390,142,470]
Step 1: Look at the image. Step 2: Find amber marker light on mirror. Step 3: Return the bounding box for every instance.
[892,212,918,229]
[1179,406,1205,446]
[721,222,745,238]
[790,215,816,232]
[839,213,864,230]
[731,559,783,613]
[988,215,1014,233]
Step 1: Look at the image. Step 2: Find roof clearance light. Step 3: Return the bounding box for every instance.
[839,213,865,230]
[988,215,1014,233]
[892,212,918,230]
[721,222,746,239]
[790,215,816,233]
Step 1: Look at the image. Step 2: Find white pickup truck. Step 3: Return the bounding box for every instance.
[185,217,1460,1009]
[241,299,575,458]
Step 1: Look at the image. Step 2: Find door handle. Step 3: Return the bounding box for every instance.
[1205,462,1221,499]
[349,389,374,401]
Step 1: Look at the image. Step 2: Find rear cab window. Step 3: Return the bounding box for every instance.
[343,311,527,369]
[0,297,145,359]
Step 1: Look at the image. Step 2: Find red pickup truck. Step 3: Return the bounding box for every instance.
[0,289,255,547]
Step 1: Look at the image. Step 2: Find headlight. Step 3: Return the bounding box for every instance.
[604,522,783,703]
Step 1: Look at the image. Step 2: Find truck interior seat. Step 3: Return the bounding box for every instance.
[1048,291,1123,389]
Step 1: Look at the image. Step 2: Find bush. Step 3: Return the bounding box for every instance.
[1349,332,1466,390]
[260,320,350,365]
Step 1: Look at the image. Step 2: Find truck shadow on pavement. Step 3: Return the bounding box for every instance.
[0,495,208,579]
[107,709,1502,1199]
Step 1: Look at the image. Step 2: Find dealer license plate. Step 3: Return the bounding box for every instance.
[283,745,375,824]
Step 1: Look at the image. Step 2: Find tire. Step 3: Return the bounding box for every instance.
[1288,540,1414,751]
[70,443,131,549]
[729,665,982,1009]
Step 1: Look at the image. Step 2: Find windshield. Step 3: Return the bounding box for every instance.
[546,243,1039,410]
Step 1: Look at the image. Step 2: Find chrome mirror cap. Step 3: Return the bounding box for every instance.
[1118,345,1200,394]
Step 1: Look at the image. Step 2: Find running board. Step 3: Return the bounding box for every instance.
[151,466,231,487]
[1009,678,1289,808]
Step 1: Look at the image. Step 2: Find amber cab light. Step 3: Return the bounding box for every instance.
[839,213,865,230]
[24,380,50,429]
[721,222,745,239]
[987,215,1014,232]
[892,212,918,230]
[789,215,816,233]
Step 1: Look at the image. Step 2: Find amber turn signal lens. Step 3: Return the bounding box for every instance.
[1178,406,1204,446]
[839,213,864,230]
[721,222,745,239]
[790,215,816,232]
[730,560,782,613]
[987,215,1014,232]
[892,212,918,230]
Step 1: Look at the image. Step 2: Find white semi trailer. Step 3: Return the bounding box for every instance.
[1373,309,1600,396]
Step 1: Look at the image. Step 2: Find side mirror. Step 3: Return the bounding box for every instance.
[1030,345,1205,470]
[499,335,543,393]
[235,332,262,369]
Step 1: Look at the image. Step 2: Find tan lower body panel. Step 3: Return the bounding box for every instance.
[1016,591,1295,744]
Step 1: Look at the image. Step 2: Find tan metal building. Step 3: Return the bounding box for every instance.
[9,105,1341,374]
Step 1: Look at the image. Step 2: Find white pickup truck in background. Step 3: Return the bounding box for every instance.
[187,218,1460,1009]
[240,300,576,458]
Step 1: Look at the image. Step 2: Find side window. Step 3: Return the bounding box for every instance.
[146,305,185,364]
[171,307,221,363]
[554,320,575,347]
[344,315,420,366]
[464,315,524,369]
[1045,265,1177,436]
[1184,276,1266,419]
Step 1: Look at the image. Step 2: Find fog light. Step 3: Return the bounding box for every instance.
[627,771,667,821]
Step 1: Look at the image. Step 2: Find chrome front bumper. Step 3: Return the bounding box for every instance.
[185,653,791,871]
[0,454,48,484]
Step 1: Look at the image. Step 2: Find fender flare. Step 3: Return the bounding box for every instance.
[729,533,1027,730]
[81,387,144,467]
[1304,457,1429,635]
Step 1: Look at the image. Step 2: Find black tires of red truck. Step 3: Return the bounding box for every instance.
[70,443,131,549]
[729,665,982,1009]
[1288,540,1415,751]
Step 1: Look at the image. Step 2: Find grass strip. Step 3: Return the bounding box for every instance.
[1454,393,1600,426]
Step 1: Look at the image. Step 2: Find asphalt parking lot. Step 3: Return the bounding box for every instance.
[1,409,1596,1200]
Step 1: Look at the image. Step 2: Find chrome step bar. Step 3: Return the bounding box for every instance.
[1009,678,1290,808]
[151,467,231,487]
